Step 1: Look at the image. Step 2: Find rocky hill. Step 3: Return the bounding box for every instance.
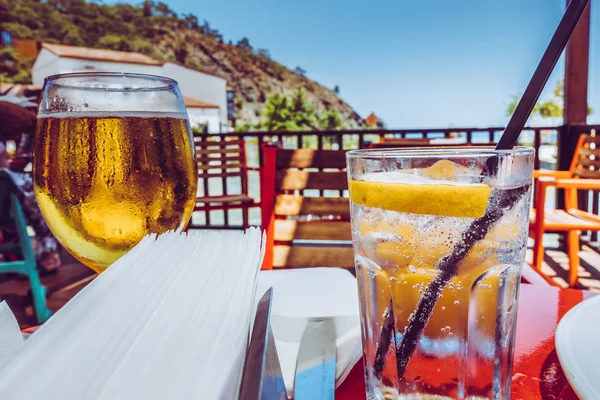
[0,0,365,129]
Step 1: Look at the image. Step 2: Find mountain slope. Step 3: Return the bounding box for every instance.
[0,0,365,128]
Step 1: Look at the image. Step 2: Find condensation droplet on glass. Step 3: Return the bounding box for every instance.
[454,300,460,306]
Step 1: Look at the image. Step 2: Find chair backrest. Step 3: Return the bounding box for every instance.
[260,146,353,269]
[0,171,35,262]
[0,172,13,225]
[570,133,600,178]
[194,135,248,198]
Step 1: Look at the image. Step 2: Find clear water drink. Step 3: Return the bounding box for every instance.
[347,148,534,400]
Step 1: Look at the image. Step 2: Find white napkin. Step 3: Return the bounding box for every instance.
[0,301,25,370]
[256,268,362,395]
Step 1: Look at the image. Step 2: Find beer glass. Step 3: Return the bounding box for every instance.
[34,73,197,273]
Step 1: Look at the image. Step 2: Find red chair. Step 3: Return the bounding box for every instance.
[530,133,600,287]
[259,145,353,270]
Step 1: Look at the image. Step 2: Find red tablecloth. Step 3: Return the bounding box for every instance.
[336,284,596,399]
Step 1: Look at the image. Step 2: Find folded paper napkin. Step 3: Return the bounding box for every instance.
[0,301,24,370]
[0,268,363,397]
[256,267,362,396]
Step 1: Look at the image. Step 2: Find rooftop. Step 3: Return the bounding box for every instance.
[42,43,162,66]
[365,113,379,127]
[182,96,219,109]
[40,43,228,81]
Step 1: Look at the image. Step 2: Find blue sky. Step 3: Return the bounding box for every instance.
[113,0,599,128]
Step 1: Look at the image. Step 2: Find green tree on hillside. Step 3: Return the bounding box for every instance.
[174,41,188,63]
[0,48,32,83]
[260,93,295,131]
[254,88,317,131]
[142,1,152,17]
[290,87,317,130]
[2,22,34,39]
[245,87,344,132]
[0,0,181,49]
[294,66,306,76]
[98,34,132,51]
[234,121,255,132]
[507,80,592,118]
[182,13,199,30]
[237,37,252,50]
[319,109,343,130]
[257,49,270,58]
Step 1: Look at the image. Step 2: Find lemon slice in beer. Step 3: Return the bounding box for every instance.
[349,162,492,219]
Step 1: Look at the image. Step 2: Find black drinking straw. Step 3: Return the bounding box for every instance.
[374,0,591,382]
[497,0,590,151]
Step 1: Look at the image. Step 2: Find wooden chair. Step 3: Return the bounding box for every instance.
[0,172,51,323]
[260,145,353,270]
[190,136,254,229]
[530,133,600,287]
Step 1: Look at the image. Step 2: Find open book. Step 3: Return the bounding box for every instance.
[0,229,265,399]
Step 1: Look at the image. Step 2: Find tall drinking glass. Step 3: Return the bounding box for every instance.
[347,148,534,399]
[34,73,197,273]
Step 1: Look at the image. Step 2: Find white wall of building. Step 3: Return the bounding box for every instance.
[31,49,60,86]
[187,107,221,133]
[31,52,228,133]
[58,58,162,76]
[32,52,164,85]
[161,62,227,125]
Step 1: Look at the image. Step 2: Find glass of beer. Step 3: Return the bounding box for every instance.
[34,73,198,273]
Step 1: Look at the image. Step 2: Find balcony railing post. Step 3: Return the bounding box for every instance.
[592,191,599,242]
[533,129,541,170]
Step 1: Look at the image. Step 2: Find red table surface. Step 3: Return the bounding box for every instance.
[336,284,597,400]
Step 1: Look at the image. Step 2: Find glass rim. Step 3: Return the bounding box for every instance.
[346,146,534,159]
[43,72,178,92]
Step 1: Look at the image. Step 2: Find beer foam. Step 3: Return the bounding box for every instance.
[37,110,189,119]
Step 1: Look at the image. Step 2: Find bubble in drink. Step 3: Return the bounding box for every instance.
[34,112,197,272]
[349,156,532,400]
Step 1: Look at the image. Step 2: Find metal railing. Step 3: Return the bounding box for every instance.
[192,124,600,233]
[198,125,566,168]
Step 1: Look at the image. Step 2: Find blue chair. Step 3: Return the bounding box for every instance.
[0,171,51,324]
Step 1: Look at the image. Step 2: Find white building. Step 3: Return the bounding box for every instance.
[182,96,220,133]
[31,43,228,132]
